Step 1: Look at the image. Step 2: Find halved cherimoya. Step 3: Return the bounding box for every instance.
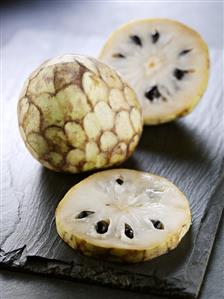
[56,169,191,263]
[99,19,209,125]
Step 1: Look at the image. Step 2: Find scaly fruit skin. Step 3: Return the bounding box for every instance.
[55,169,191,263]
[17,55,143,173]
[99,19,209,125]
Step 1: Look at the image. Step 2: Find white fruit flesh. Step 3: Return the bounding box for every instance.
[99,19,209,124]
[56,169,191,262]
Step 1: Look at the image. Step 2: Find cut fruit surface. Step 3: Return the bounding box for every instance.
[56,169,191,263]
[99,19,209,124]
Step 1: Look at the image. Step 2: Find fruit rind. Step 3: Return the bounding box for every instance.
[18,55,143,172]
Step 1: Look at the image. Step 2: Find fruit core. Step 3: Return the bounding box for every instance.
[145,55,164,75]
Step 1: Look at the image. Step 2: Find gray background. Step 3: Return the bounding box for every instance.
[1,1,223,299]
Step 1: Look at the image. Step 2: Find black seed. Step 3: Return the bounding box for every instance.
[145,85,161,101]
[96,220,109,234]
[151,220,164,230]
[112,53,125,58]
[173,68,188,80]
[151,31,160,43]
[116,178,124,185]
[130,35,142,46]
[125,223,134,239]
[76,211,94,219]
[179,49,192,56]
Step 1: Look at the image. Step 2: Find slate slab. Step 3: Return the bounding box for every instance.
[1,2,224,298]
[1,61,223,296]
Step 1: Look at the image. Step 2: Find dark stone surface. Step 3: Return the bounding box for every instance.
[3,210,224,299]
[1,211,223,299]
[1,1,223,299]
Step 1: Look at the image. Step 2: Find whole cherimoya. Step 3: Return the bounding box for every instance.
[17,55,143,173]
